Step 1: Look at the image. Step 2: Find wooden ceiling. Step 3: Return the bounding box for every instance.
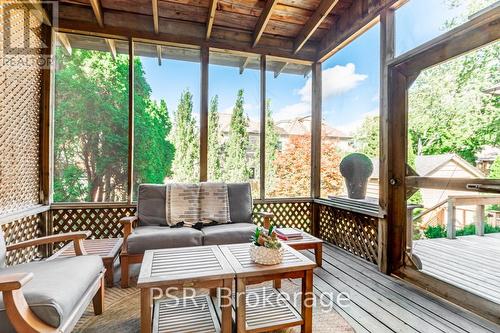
[55,0,400,63]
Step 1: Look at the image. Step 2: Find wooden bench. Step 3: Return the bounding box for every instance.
[49,238,123,287]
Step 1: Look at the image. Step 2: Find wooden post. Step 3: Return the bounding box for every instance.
[311,62,321,198]
[127,38,135,203]
[378,8,395,274]
[475,205,484,236]
[259,55,266,199]
[447,199,456,239]
[200,46,209,182]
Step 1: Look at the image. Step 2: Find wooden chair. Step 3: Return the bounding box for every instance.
[0,230,105,333]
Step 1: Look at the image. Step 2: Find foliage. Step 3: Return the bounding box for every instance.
[262,99,280,193]
[171,89,199,182]
[208,95,224,181]
[424,225,447,239]
[485,223,500,234]
[224,89,251,182]
[354,115,379,158]
[488,156,500,210]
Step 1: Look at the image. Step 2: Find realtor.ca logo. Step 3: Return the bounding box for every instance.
[1,1,58,69]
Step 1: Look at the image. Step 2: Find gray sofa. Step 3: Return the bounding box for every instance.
[120,182,269,288]
[0,231,105,333]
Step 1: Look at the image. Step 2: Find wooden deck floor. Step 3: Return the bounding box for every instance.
[413,233,500,305]
[305,243,500,333]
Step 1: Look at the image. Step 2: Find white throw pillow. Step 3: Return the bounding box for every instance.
[199,182,230,224]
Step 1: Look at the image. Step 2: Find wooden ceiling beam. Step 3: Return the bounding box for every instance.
[157,45,162,65]
[206,0,218,40]
[106,38,117,59]
[294,0,340,54]
[253,0,279,47]
[274,62,288,78]
[56,4,318,62]
[89,0,104,27]
[57,32,72,55]
[239,57,250,74]
[152,0,159,34]
[317,0,401,61]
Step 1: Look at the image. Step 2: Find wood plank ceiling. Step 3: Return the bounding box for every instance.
[55,0,397,63]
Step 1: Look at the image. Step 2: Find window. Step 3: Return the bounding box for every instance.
[53,34,129,202]
[265,59,312,198]
[395,0,497,56]
[320,24,380,201]
[208,51,261,197]
[133,43,200,197]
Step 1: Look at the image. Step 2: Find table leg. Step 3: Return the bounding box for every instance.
[236,278,246,333]
[315,243,323,267]
[301,270,313,333]
[140,288,152,333]
[273,279,282,289]
[221,278,233,333]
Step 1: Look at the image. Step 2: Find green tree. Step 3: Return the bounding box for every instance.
[354,115,379,157]
[224,89,250,181]
[208,95,224,180]
[489,156,500,210]
[171,89,199,182]
[263,99,280,193]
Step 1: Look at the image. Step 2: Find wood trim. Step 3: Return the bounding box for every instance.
[127,38,135,203]
[156,45,162,65]
[314,198,381,218]
[26,0,52,26]
[206,0,218,40]
[50,202,134,209]
[239,57,250,74]
[389,3,500,76]
[396,267,500,325]
[253,0,280,47]
[152,0,159,34]
[89,0,104,27]
[378,7,395,274]
[273,61,288,78]
[6,231,91,252]
[259,55,266,200]
[310,62,321,199]
[294,0,340,54]
[200,46,209,182]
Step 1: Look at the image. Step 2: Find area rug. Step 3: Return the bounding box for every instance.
[74,279,354,333]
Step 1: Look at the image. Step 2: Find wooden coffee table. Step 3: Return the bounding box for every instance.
[48,237,122,287]
[283,232,323,267]
[219,243,316,333]
[137,246,235,333]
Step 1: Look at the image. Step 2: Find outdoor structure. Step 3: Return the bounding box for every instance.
[1,0,500,332]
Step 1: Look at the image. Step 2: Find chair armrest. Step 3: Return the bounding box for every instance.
[0,273,33,291]
[0,273,56,331]
[119,216,138,254]
[254,211,274,229]
[6,231,91,256]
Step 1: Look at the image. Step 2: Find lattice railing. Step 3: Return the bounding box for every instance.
[318,203,379,265]
[51,205,136,250]
[2,213,43,266]
[253,200,313,233]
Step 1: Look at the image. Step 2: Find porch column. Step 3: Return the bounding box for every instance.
[447,199,456,239]
[200,46,209,182]
[475,205,485,236]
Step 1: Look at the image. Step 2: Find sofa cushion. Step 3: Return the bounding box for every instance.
[227,183,253,223]
[202,223,256,246]
[199,182,230,224]
[0,255,103,333]
[138,184,168,226]
[127,226,203,254]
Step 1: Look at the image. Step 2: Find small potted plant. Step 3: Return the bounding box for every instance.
[249,224,283,265]
[340,153,374,200]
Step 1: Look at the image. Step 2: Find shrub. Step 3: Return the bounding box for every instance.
[424,225,447,238]
[485,223,500,234]
[456,224,475,236]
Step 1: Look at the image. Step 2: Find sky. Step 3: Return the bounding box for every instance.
[139,0,486,135]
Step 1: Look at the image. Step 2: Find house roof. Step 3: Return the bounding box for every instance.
[369,154,485,179]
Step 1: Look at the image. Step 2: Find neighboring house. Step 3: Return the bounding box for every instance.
[218,114,353,157]
[368,154,486,226]
[476,146,500,176]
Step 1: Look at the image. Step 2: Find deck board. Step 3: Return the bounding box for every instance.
[413,234,500,304]
[306,243,500,333]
